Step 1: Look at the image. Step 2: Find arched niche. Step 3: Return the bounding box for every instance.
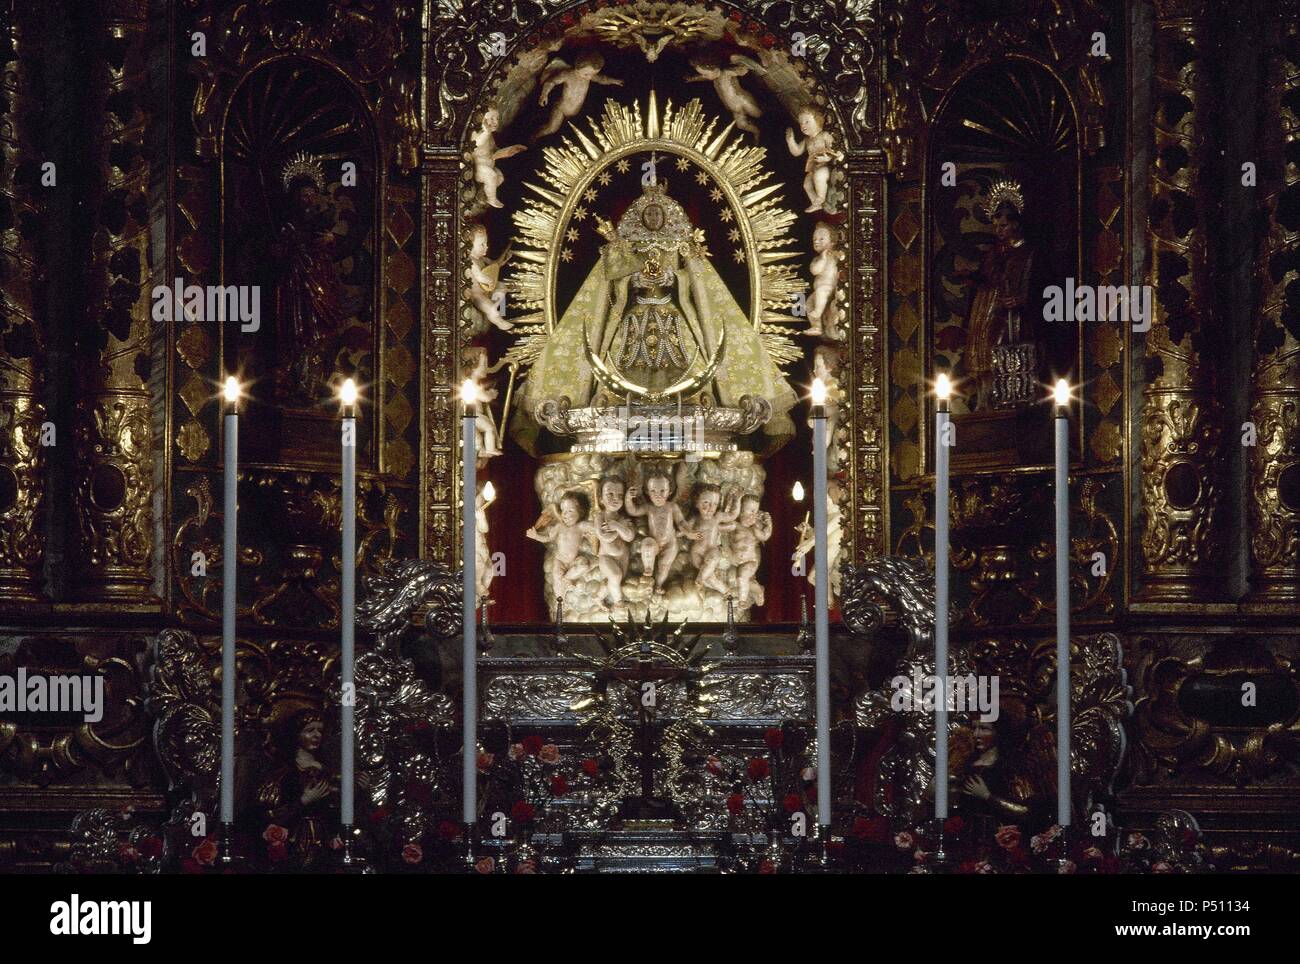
[924,57,1082,471]
[220,56,381,469]
[447,8,858,624]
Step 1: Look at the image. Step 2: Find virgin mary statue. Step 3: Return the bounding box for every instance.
[516,180,796,451]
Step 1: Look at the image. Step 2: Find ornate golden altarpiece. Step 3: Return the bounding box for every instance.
[0,0,1297,872]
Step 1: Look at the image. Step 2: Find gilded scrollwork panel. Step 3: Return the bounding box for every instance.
[0,2,49,606]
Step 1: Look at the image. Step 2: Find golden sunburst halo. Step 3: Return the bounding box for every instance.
[504,93,806,372]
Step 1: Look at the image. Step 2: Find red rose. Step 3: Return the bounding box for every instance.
[764,728,784,751]
[401,843,423,865]
[943,816,964,836]
[782,793,803,814]
[746,757,771,781]
[994,825,1022,850]
[192,838,218,866]
[522,735,545,756]
[511,800,535,824]
[116,842,139,863]
[262,823,289,844]
[477,751,494,773]
[758,859,776,874]
[267,840,288,863]
[475,856,495,874]
[726,793,745,815]
[551,775,569,796]
[137,835,164,859]
[581,758,600,777]
[851,816,890,844]
[437,820,461,841]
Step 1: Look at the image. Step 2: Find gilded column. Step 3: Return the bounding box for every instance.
[67,0,155,604]
[1246,6,1300,604]
[0,2,49,605]
[1137,0,1226,602]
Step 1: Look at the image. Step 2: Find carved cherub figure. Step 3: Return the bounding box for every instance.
[725,495,772,608]
[592,476,636,606]
[475,485,494,602]
[464,347,502,457]
[811,347,843,465]
[527,491,597,599]
[687,54,764,136]
[471,107,525,209]
[625,469,688,594]
[806,222,840,338]
[466,224,513,332]
[785,107,841,213]
[685,484,741,594]
[790,497,843,596]
[534,52,624,141]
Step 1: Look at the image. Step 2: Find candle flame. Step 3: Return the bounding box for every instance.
[1054,378,1070,408]
[935,373,951,401]
[222,376,241,404]
[792,481,805,502]
[339,378,358,407]
[810,377,827,406]
[460,379,480,405]
[482,481,496,504]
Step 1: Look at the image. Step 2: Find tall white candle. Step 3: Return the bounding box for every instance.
[220,377,240,828]
[339,378,358,828]
[933,373,951,820]
[461,379,479,830]
[1054,379,1071,826]
[810,377,831,831]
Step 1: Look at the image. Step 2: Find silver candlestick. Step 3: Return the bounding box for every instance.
[796,595,812,652]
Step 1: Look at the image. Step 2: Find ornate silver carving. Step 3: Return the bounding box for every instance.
[839,555,952,652]
[533,399,772,453]
[356,558,463,650]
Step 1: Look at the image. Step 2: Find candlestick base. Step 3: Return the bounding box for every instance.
[463,822,480,872]
[722,595,739,653]
[796,596,813,653]
[930,818,952,872]
[337,825,371,874]
[214,821,244,871]
[811,824,833,870]
[480,599,495,653]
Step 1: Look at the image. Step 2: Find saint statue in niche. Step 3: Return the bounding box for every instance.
[271,152,347,402]
[959,179,1043,411]
[521,175,796,436]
